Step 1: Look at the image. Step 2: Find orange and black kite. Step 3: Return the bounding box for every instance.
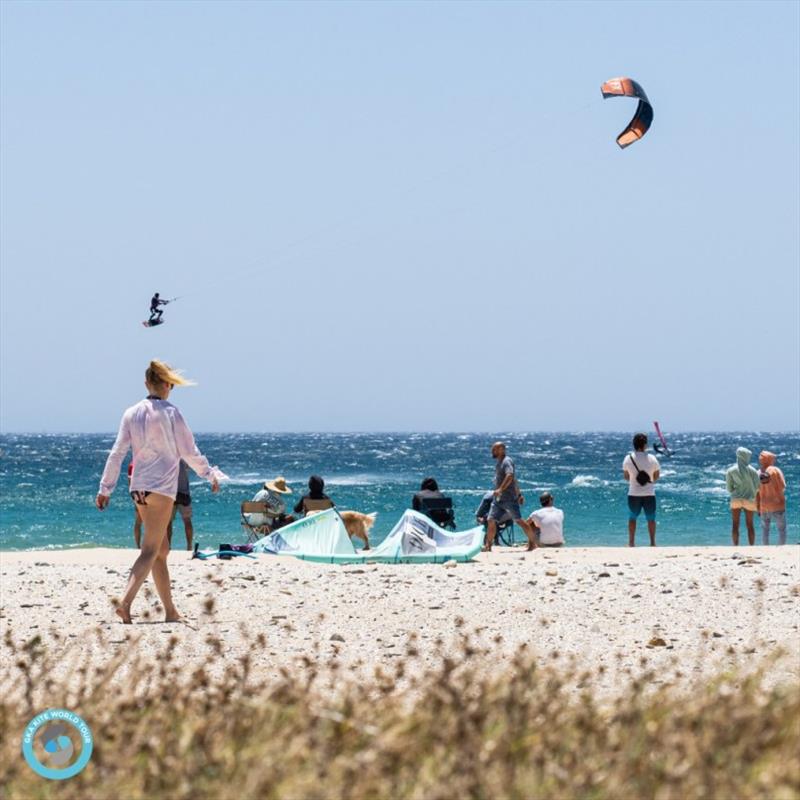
[600,77,653,149]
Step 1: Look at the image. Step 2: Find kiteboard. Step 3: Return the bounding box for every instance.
[142,318,165,328]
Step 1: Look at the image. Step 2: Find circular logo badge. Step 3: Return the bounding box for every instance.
[22,709,93,780]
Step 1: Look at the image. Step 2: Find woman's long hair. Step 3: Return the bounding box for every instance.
[145,359,195,390]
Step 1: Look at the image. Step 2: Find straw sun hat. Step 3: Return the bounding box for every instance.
[264,477,292,494]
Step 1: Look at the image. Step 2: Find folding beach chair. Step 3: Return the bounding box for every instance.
[300,497,335,515]
[240,501,272,544]
[494,517,518,547]
[416,496,456,530]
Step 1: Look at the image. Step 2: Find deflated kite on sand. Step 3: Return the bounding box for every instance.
[251,508,484,564]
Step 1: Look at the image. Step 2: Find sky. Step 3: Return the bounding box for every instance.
[1,0,798,433]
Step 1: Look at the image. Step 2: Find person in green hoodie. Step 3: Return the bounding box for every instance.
[725,447,761,546]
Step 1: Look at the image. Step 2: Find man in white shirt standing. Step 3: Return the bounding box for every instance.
[622,432,660,547]
[527,492,565,548]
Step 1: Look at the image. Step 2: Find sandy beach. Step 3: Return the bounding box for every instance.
[2,545,799,695]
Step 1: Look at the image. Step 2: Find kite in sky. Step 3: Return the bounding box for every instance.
[601,77,653,149]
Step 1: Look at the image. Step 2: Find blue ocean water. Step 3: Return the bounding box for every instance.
[0,432,797,550]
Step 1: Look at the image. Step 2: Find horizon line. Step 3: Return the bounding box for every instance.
[1,429,798,436]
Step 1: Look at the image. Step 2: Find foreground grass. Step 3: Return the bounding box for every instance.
[1,625,798,800]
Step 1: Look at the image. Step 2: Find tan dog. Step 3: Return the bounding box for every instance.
[339,511,377,550]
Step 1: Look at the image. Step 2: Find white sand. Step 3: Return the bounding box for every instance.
[1,546,799,694]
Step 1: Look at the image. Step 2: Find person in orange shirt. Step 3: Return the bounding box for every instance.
[757,450,787,545]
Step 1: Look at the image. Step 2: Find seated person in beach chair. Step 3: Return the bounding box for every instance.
[475,490,515,546]
[242,477,295,539]
[294,474,335,516]
[412,477,456,530]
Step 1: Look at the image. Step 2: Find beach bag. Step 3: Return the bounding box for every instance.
[630,453,651,486]
[217,543,254,560]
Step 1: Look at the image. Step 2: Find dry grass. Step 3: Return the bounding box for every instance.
[1,622,798,800]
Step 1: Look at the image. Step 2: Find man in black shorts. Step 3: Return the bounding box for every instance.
[149,292,168,323]
[169,460,194,550]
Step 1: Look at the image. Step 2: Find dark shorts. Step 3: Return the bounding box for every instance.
[174,494,193,520]
[488,499,521,522]
[130,490,151,506]
[628,495,656,521]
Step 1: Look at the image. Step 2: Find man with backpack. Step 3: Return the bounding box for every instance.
[622,433,660,546]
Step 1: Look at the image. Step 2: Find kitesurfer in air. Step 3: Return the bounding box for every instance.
[149,292,168,323]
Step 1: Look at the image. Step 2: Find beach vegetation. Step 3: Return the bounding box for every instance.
[1,626,798,800]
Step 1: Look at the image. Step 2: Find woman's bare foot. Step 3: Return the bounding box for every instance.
[115,605,132,624]
[164,607,181,623]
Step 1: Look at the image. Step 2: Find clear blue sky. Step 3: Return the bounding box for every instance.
[1,0,798,432]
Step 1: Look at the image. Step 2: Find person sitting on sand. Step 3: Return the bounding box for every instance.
[726,447,761,546]
[96,360,226,624]
[757,450,787,546]
[294,475,335,516]
[527,491,565,548]
[249,477,295,531]
[482,442,536,551]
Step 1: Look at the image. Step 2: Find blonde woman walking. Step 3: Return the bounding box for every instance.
[96,360,226,623]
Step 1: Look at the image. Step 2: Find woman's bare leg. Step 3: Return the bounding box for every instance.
[133,507,143,548]
[744,510,756,546]
[116,493,175,623]
[731,507,741,546]
[151,527,180,621]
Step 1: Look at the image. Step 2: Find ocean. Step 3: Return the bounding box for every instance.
[0,432,797,550]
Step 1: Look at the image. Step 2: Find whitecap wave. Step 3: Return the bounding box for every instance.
[29,541,95,550]
[212,474,304,487]
[570,474,602,487]
[657,482,696,493]
[325,474,385,487]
